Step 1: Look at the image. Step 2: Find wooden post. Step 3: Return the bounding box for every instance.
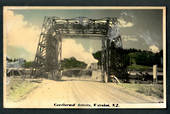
[104,72,108,83]
[153,65,157,83]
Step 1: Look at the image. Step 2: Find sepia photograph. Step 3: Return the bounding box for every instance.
[3,6,166,108]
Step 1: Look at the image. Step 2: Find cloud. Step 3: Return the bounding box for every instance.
[118,10,135,28]
[62,39,98,64]
[139,30,160,49]
[122,35,138,42]
[4,10,40,60]
[4,10,98,64]
[118,18,134,28]
[148,45,160,53]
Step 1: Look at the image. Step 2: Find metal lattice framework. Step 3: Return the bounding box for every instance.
[32,16,123,82]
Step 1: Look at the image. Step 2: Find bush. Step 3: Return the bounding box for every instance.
[22,61,34,68]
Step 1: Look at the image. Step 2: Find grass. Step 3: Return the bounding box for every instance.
[128,64,163,72]
[6,77,40,102]
[118,83,163,98]
[128,64,152,71]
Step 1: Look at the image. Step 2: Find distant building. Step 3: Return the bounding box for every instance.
[6,58,25,76]
[7,58,25,69]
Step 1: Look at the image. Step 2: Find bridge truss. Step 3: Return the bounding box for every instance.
[32,16,123,82]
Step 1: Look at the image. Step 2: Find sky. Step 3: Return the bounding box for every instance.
[4,8,163,64]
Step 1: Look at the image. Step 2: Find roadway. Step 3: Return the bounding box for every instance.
[5,76,161,108]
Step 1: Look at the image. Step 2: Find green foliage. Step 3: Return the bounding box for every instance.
[92,46,163,81]
[109,43,129,80]
[61,57,87,69]
[22,57,87,69]
[92,42,129,81]
[23,61,34,68]
[128,64,152,71]
[128,50,163,67]
[92,51,102,66]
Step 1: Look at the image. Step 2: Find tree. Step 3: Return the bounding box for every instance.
[92,42,129,82]
[109,42,129,82]
[61,57,87,69]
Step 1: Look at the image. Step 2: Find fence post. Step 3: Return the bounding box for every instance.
[153,65,157,83]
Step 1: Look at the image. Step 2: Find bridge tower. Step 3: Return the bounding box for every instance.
[32,17,62,80]
[32,16,124,82]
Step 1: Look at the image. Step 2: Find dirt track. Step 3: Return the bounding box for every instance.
[5,77,161,108]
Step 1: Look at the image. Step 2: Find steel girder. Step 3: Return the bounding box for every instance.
[32,16,123,82]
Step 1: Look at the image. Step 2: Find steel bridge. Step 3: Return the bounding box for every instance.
[32,16,123,83]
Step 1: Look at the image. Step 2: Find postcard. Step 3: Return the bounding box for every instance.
[3,6,166,108]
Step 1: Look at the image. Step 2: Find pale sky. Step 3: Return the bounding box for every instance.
[4,8,163,64]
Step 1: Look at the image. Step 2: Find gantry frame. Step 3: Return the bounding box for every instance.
[32,16,123,82]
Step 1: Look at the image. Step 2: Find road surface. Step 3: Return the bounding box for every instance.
[5,77,161,108]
